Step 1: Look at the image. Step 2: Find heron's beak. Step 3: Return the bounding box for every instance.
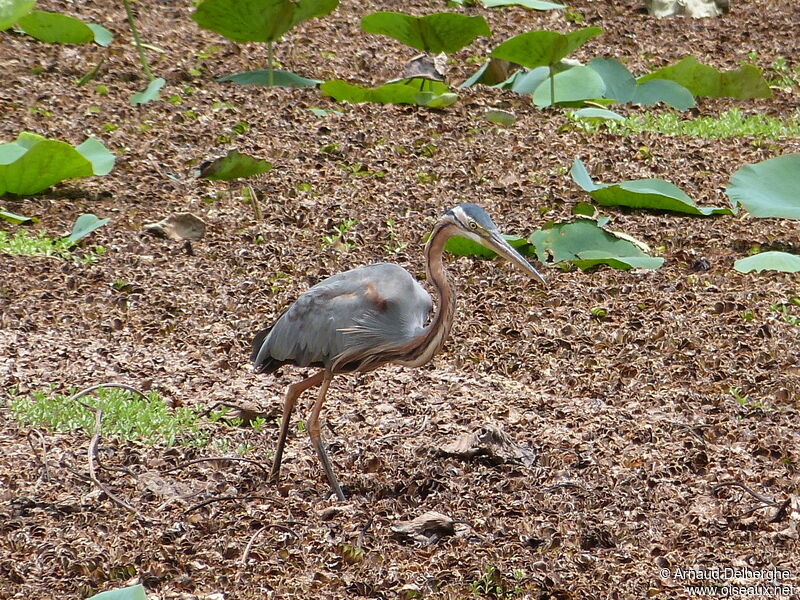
[485,230,546,286]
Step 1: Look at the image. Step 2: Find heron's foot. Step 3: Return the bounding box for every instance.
[314,441,346,501]
[269,461,282,483]
[328,477,347,502]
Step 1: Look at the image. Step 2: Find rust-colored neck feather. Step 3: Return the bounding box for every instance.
[398,219,460,367]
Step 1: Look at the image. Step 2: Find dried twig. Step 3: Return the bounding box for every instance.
[183,494,267,515]
[712,481,779,507]
[82,403,150,522]
[26,429,51,482]
[68,382,148,403]
[94,451,136,478]
[162,456,270,478]
[241,526,267,565]
[769,498,792,523]
[248,185,262,221]
[240,524,299,565]
[545,481,589,493]
[375,415,429,443]
[357,515,375,549]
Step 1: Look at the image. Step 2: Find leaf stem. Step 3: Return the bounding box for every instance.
[123,0,155,81]
[268,41,274,87]
[549,64,555,107]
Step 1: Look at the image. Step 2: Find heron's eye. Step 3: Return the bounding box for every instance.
[468,220,479,230]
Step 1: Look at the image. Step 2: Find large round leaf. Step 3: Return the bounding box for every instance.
[76,138,115,176]
[0,0,35,31]
[530,219,663,270]
[571,159,731,216]
[725,153,800,218]
[482,0,565,9]
[65,214,110,245]
[588,57,694,110]
[321,79,455,107]
[532,65,605,107]
[217,69,320,87]
[491,27,602,69]
[192,0,339,43]
[361,11,490,54]
[638,56,771,99]
[734,252,800,274]
[198,150,272,181]
[18,10,95,44]
[0,133,95,196]
[444,234,530,258]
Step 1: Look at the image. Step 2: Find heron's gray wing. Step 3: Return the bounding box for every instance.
[253,263,432,372]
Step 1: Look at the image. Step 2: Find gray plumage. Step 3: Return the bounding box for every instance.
[252,263,432,373]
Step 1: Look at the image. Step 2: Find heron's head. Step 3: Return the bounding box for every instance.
[446,203,546,285]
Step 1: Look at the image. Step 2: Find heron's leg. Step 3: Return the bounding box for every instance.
[308,372,346,501]
[272,371,324,481]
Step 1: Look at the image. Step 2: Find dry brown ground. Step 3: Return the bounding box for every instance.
[1,0,800,598]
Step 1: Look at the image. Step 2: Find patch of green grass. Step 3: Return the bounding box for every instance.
[10,387,208,447]
[572,108,800,140]
[0,229,105,264]
[0,229,72,258]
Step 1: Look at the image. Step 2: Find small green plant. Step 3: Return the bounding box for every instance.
[564,8,584,23]
[417,172,436,184]
[414,142,437,157]
[322,219,357,250]
[267,272,289,295]
[770,303,800,326]
[339,543,365,564]
[10,387,208,446]
[339,162,385,178]
[28,105,53,118]
[384,218,408,254]
[729,387,768,413]
[628,109,799,140]
[469,566,524,599]
[767,57,800,91]
[320,142,341,154]
[236,442,255,455]
[740,310,755,322]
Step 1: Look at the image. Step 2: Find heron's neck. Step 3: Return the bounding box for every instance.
[400,220,459,367]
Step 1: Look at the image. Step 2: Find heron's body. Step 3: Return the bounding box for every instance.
[252,203,545,500]
[252,263,433,374]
